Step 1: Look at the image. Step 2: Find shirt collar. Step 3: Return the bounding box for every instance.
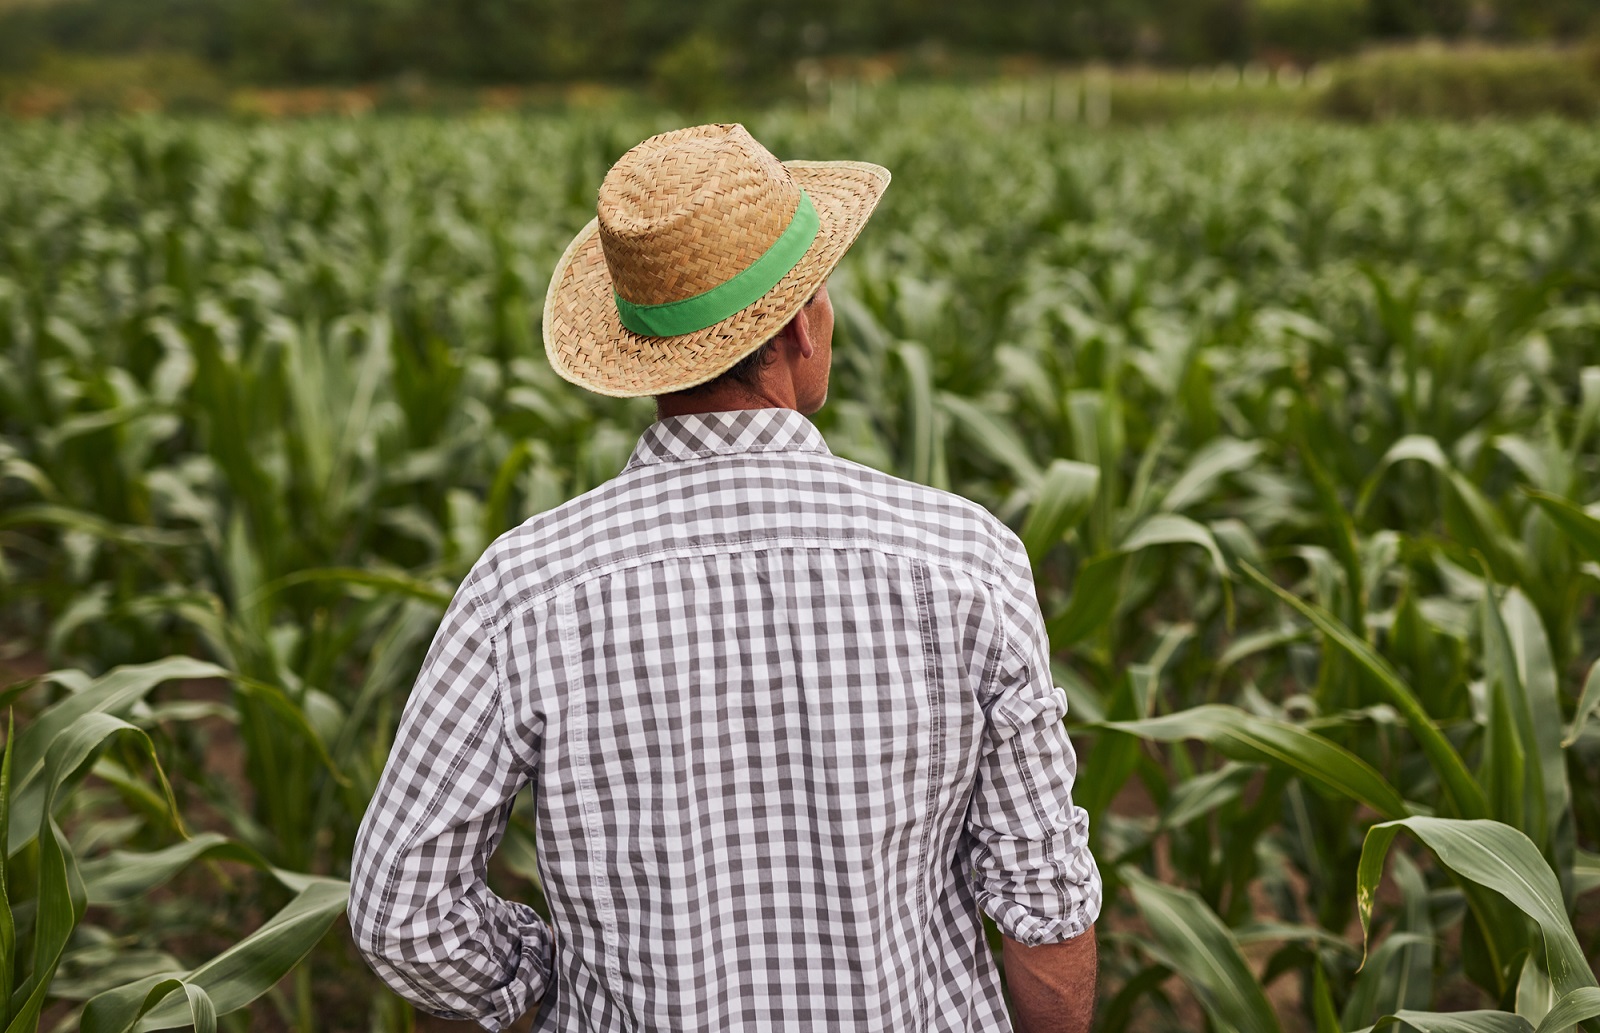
[623,408,832,471]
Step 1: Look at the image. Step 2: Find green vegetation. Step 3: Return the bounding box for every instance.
[8,42,1600,123]
[1,101,1599,1030]
[1323,44,1600,118]
[0,0,1596,103]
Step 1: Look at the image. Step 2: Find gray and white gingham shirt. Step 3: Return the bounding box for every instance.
[350,407,1101,1031]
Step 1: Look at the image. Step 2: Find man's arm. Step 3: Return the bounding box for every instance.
[1004,926,1098,1033]
[348,586,551,1031]
[965,532,1103,1026]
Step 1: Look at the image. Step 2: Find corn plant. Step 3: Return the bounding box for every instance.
[1,99,1597,1029]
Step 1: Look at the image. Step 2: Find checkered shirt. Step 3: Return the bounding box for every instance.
[349,406,1101,1031]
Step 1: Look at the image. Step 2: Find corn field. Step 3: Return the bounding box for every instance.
[1,99,1599,1032]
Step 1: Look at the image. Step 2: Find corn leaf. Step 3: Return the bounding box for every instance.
[894,341,938,486]
[79,879,347,1033]
[9,712,184,858]
[1358,818,1595,998]
[1359,1012,1533,1033]
[1345,852,1435,1028]
[1122,867,1282,1033]
[1019,458,1100,564]
[1239,561,1489,820]
[938,391,1044,487]
[1563,660,1600,749]
[1533,987,1600,1033]
[1575,850,1600,896]
[1159,437,1263,514]
[1477,582,1567,850]
[0,712,12,1016]
[5,819,86,1033]
[78,832,295,907]
[246,567,452,609]
[1045,552,1129,650]
[9,657,226,810]
[1104,703,1410,819]
[1523,489,1600,566]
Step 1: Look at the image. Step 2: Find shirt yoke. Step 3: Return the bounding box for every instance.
[461,450,1028,633]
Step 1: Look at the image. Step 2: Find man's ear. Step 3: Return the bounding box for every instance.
[784,306,815,360]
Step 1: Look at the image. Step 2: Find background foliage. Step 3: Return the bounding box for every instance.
[1,0,1598,89]
[1,89,1599,1030]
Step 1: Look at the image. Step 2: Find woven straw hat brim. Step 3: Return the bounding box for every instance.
[542,160,890,398]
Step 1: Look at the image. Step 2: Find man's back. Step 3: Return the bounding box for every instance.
[350,407,1101,1031]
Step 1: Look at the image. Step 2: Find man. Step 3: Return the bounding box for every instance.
[350,123,1101,1032]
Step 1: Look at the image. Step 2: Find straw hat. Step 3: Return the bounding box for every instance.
[542,123,890,398]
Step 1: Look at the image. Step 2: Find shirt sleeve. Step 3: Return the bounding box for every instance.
[349,584,551,1030]
[964,538,1103,946]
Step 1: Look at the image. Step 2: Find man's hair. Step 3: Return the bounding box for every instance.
[659,290,817,399]
[665,337,778,399]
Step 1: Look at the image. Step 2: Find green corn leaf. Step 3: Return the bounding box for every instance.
[78,832,297,907]
[1562,660,1600,749]
[1357,435,1524,582]
[1481,581,1569,855]
[1239,561,1489,820]
[1575,850,1600,896]
[9,657,227,806]
[1346,852,1436,1028]
[183,982,218,1033]
[1295,416,1364,625]
[1391,852,1437,1015]
[0,504,197,550]
[1519,954,1559,1028]
[0,712,12,1017]
[1231,921,1356,951]
[1122,513,1234,626]
[1159,437,1262,514]
[1523,489,1600,566]
[484,439,535,541]
[894,341,938,486]
[938,391,1044,487]
[1158,761,1259,830]
[1577,369,1600,456]
[1357,818,1595,998]
[79,879,348,1033]
[246,567,452,609]
[9,712,184,858]
[1359,1011,1533,1033]
[6,819,86,1033]
[229,675,349,787]
[1123,513,1231,583]
[1104,703,1410,819]
[1346,934,1440,1029]
[1121,867,1282,1033]
[1074,666,1155,820]
[1312,958,1341,1033]
[1019,458,1100,564]
[1045,552,1128,650]
[1533,987,1600,1033]
[97,979,221,1033]
[1476,581,1559,847]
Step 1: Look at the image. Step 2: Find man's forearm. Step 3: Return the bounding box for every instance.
[1003,925,1098,1033]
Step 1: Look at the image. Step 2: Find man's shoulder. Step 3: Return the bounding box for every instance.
[458,451,1031,621]
[450,475,635,620]
[823,454,1027,570]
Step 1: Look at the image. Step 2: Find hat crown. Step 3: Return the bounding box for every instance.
[597,124,802,307]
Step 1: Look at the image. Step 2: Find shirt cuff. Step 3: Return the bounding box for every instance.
[480,907,554,1031]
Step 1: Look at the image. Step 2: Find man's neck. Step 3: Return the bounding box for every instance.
[654,382,795,421]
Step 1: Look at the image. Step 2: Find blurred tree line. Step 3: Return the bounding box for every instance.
[0,0,1596,90]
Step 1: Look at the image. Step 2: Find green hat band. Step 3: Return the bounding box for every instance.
[613,190,820,338]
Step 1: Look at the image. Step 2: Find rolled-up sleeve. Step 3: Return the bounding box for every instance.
[965,546,1103,945]
[349,584,551,1029]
